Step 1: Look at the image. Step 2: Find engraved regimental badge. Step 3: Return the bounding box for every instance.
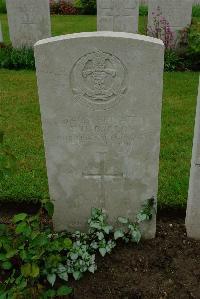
[70,50,127,110]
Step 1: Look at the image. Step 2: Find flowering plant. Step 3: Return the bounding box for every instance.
[148,6,176,50]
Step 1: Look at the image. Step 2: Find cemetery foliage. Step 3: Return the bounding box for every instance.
[50,0,79,15]
[0,199,155,298]
[0,46,35,70]
[148,7,200,71]
[0,0,6,14]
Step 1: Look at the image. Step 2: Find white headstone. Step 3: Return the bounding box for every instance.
[186,78,200,239]
[0,22,3,43]
[148,0,192,38]
[97,0,139,33]
[34,32,164,238]
[6,0,51,48]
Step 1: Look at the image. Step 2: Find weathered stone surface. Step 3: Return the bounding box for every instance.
[6,0,51,48]
[186,78,200,239]
[34,32,164,238]
[97,0,139,33]
[0,22,3,43]
[148,0,192,35]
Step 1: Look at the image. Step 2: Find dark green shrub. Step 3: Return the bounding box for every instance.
[192,5,200,17]
[139,5,148,16]
[0,46,35,70]
[74,0,96,15]
[188,25,200,55]
[164,50,182,72]
[0,0,6,14]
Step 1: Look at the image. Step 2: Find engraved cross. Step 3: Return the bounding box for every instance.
[83,152,123,207]
[100,0,136,16]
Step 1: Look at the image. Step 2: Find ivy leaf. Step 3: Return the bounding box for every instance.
[99,247,107,257]
[21,263,39,278]
[118,217,128,224]
[13,213,27,223]
[57,285,72,296]
[63,238,72,249]
[47,273,56,286]
[103,225,113,234]
[21,263,31,277]
[114,229,124,240]
[43,289,56,298]
[88,264,96,274]
[131,228,141,244]
[70,253,78,260]
[6,249,18,259]
[0,254,6,261]
[16,222,31,236]
[57,264,68,282]
[31,263,40,278]
[44,202,54,218]
[97,232,104,240]
[73,271,81,280]
[2,261,12,270]
[137,212,149,223]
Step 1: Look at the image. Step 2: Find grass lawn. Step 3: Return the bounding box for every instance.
[0,14,147,44]
[0,70,199,208]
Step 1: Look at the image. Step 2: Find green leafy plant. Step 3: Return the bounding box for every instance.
[0,0,6,14]
[0,212,73,298]
[88,207,115,257]
[74,0,96,15]
[139,5,148,16]
[0,198,155,298]
[192,5,200,17]
[0,46,35,70]
[164,49,182,72]
[114,197,156,243]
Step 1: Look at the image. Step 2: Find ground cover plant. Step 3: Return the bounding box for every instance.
[0,199,155,298]
[0,70,199,208]
[0,13,199,71]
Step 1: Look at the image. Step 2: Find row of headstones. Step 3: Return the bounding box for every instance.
[2,0,199,240]
[2,0,193,48]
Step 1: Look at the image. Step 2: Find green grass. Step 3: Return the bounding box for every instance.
[159,72,199,208]
[0,70,48,201]
[0,14,147,44]
[0,70,199,208]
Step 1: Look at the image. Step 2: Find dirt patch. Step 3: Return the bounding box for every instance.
[70,216,200,299]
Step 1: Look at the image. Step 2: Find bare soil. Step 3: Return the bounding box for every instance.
[70,212,200,299]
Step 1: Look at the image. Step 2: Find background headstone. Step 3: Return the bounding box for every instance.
[148,0,192,37]
[34,32,164,238]
[6,0,51,48]
[0,22,3,43]
[97,0,139,33]
[186,78,200,239]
